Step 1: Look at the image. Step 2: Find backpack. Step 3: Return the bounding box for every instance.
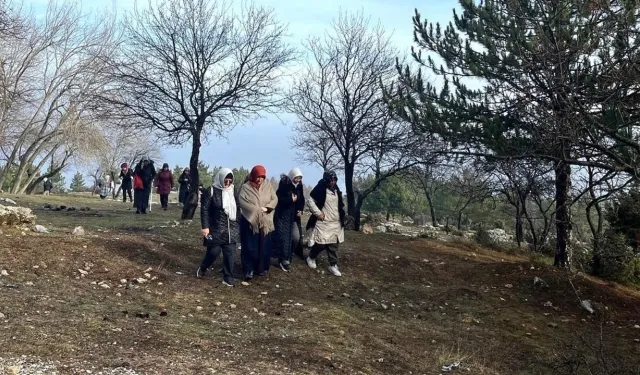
[133,173,144,190]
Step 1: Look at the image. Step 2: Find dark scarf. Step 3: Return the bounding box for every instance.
[306,179,345,230]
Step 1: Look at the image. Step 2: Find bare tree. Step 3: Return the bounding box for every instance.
[290,133,341,173]
[410,161,450,227]
[287,11,421,229]
[101,0,295,219]
[0,1,118,194]
[448,164,492,230]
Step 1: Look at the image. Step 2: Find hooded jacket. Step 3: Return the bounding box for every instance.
[201,168,241,246]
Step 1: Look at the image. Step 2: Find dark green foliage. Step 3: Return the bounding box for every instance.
[475,227,494,247]
[605,189,640,244]
[70,172,86,192]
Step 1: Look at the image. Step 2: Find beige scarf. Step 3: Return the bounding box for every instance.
[239,181,277,234]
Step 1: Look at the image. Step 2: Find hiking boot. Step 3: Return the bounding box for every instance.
[306,257,317,270]
[196,267,206,278]
[244,272,253,281]
[222,278,235,287]
[280,260,291,272]
[328,265,342,277]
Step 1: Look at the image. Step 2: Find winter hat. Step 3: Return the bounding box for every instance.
[323,170,338,183]
[141,156,149,162]
[43,177,48,182]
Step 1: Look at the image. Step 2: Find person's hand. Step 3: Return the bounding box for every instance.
[296,211,302,218]
[262,207,268,212]
[292,193,297,202]
[318,213,325,221]
[201,228,210,237]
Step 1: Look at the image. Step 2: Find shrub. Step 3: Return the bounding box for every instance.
[474,227,494,247]
[493,219,505,230]
[592,231,640,285]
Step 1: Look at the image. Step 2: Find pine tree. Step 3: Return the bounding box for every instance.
[390,0,640,267]
[70,172,86,192]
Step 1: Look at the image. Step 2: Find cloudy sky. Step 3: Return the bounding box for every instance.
[24,0,459,186]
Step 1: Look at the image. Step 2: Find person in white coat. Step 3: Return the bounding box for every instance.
[305,171,345,277]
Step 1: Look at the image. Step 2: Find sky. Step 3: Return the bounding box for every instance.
[23,0,460,188]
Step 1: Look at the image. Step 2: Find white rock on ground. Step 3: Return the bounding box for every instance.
[0,356,145,375]
[72,226,85,236]
[374,225,387,234]
[32,225,48,233]
[0,204,36,226]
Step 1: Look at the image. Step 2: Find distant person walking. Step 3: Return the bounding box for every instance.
[197,168,240,287]
[272,168,305,272]
[178,167,191,206]
[99,174,113,200]
[134,156,156,214]
[43,178,53,195]
[305,170,345,277]
[155,163,174,210]
[119,163,134,205]
[238,165,277,280]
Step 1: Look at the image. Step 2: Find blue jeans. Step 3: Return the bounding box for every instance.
[240,216,272,275]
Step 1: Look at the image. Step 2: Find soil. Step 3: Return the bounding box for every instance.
[0,193,639,375]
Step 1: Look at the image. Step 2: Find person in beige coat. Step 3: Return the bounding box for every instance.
[239,165,278,280]
[305,170,345,277]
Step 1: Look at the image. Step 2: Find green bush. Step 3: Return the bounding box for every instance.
[592,231,640,285]
[475,227,494,247]
[493,219,505,229]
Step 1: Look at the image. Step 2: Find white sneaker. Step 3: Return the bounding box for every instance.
[328,265,342,277]
[306,257,317,269]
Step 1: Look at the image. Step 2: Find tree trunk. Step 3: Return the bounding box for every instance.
[457,212,463,230]
[515,202,523,248]
[553,160,572,267]
[344,162,361,230]
[425,190,437,226]
[181,129,202,220]
[385,211,390,222]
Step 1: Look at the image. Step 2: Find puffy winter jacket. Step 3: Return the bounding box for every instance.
[200,186,241,246]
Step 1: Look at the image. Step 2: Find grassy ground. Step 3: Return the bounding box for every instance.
[1,193,640,375]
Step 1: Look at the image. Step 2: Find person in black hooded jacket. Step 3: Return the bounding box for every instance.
[272,168,305,272]
[305,170,346,277]
[197,168,240,286]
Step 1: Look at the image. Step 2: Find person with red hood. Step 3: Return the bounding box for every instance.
[155,163,174,210]
[119,163,134,204]
[238,165,278,280]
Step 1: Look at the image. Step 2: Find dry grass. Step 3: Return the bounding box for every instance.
[0,193,639,374]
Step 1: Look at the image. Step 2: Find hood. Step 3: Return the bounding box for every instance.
[288,167,303,185]
[213,168,234,190]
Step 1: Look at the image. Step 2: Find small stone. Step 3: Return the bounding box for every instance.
[120,279,127,284]
[241,281,250,286]
[25,281,34,286]
[116,293,121,297]
[135,278,147,284]
[144,267,153,273]
[144,273,151,278]
[634,325,640,329]
[100,284,110,289]
[72,226,85,236]
[78,269,88,275]
[287,318,296,322]
[7,366,19,375]
[253,308,259,313]
[230,304,237,309]
[196,306,203,311]
[215,301,222,306]
[381,304,388,310]
[261,291,268,295]
[342,293,351,298]
[0,269,8,276]
[258,312,266,317]
[0,312,5,319]
[505,284,513,288]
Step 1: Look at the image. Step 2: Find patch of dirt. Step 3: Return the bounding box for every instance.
[1,194,639,374]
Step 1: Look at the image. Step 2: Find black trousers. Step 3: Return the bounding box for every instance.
[122,188,132,202]
[134,187,150,213]
[160,194,169,209]
[309,243,339,266]
[200,242,235,281]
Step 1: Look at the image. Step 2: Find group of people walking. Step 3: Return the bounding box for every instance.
[197,166,346,286]
[113,158,192,214]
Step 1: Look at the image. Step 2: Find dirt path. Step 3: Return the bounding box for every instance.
[0,194,639,374]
